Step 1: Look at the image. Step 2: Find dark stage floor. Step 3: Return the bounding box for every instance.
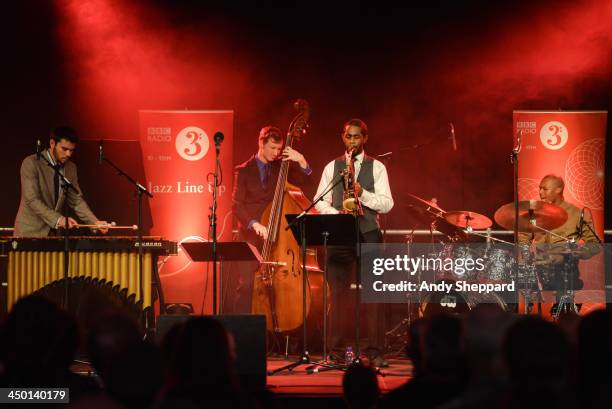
[72,355,412,397]
[266,355,411,396]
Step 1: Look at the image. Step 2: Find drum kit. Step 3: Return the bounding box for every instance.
[402,193,582,319]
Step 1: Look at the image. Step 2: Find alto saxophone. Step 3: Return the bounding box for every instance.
[342,148,363,215]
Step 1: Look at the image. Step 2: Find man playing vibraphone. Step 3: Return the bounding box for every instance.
[14,126,109,237]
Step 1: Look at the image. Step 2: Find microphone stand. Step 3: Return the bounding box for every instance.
[511,130,522,313]
[210,133,223,315]
[271,171,347,375]
[39,149,80,310]
[581,211,603,244]
[99,146,155,331]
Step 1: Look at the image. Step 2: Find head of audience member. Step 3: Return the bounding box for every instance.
[49,126,79,165]
[257,125,284,163]
[556,310,581,346]
[343,364,380,409]
[342,118,369,156]
[87,313,162,409]
[504,316,571,400]
[87,313,143,379]
[405,318,427,378]
[109,341,162,409]
[576,308,610,409]
[422,313,466,381]
[462,304,513,382]
[539,174,564,205]
[159,321,186,382]
[171,316,238,393]
[577,309,610,381]
[0,295,78,385]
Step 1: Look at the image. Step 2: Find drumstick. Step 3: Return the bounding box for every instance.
[75,222,138,230]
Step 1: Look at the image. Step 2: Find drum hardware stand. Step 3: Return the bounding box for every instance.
[98,141,155,333]
[552,250,579,319]
[384,229,419,354]
[528,221,580,318]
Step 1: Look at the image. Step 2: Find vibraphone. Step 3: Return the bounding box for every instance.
[1,236,177,313]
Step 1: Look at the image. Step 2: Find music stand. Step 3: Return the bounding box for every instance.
[284,213,358,373]
[181,241,262,314]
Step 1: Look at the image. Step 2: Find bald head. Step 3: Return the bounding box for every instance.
[539,174,564,204]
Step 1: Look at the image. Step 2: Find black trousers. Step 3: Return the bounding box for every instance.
[221,231,262,314]
[327,229,384,350]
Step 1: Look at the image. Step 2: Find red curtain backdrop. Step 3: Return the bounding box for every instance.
[513,110,606,311]
[139,110,234,314]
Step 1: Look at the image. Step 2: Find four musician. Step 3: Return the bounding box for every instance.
[8,119,604,358]
[13,126,108,237]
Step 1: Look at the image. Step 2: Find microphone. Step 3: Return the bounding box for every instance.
[577,207,585,236]
[98,140,104,165]
[36,139,41,160]
[450,123,457,151]
[214,131,224,146]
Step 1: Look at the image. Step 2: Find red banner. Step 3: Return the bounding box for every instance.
[139,110,234,314]
[513,110,606,311]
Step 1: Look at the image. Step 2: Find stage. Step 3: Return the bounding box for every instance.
[266,355,411,396]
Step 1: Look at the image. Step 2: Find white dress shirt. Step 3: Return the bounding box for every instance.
[314,151,394,215]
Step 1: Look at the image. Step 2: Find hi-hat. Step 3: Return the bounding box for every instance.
[494,200,568,232]
[444,211,492,230]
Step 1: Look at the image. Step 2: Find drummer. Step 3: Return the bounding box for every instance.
[520,175,600,291]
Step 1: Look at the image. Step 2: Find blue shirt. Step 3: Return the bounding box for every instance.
[248,156,312,230]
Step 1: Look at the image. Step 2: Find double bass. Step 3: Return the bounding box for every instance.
[251,99,326,335]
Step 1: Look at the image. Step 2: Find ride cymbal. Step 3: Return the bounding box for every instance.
[494,200,568,232]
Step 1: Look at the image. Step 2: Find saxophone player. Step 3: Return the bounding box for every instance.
[314,118,394,362]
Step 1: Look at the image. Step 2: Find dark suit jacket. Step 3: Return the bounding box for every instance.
[232,155,309,244]
[14,152,98,237]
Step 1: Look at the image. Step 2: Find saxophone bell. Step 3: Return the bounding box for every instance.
[342,148,363,215]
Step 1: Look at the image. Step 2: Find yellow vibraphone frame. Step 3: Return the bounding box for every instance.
[4,236,177,313]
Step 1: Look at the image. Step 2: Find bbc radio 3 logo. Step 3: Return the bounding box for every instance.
[540,121,568,150]
[175,127,209,161]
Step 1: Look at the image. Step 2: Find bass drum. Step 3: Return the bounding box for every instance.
[419,280,507,317]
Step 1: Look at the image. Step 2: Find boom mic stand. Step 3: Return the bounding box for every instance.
[210,131,224,314]
[511,130,522,313]
[98,140,155,331]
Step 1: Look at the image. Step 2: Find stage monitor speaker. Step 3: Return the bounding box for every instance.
[156,314,266,389]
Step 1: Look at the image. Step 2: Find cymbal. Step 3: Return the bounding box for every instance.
[407,193,445,213]
[444,211,492,230]
[494,200,568,232]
